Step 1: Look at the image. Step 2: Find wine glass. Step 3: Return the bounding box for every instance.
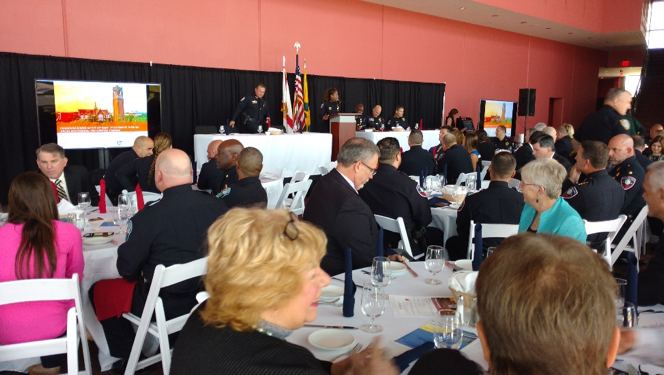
[433,310,463,349]
[371,256,392,288]
[257,125,263,134]
[360,282,385,333]
[452,186,467,207]
[78,192,91,213]
[425,245,445,285]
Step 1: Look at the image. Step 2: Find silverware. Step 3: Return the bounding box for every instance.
[303,324,357,329]
[332,276,345,283]
[330,343,363,362]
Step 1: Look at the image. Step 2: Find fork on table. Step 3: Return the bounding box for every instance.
[330,343,363,362]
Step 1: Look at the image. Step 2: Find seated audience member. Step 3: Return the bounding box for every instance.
[646,124,664,150]
[464,132,481,172]
[608,134,646,219]
[386,105,408,131]
[632,135,654,170]
[214,139,244,194]
[217,147,267,209]
[0,172,84,375]
[542,126,557,139]
[555,124,573,161]
[89,149,228,372]
[638,161,664,305]
[445,153,525,260]
[562,141,624,243]
[116,132,172,194]
[197,139,224,193]
[431,126,454,164]
[437,133,473,185]
[303,138,380,276]
[360,137,443,257]
[170,209,397,374]
[453,129,465,148]
[491,125,515,153]
[354,103,367,130]
[414,233,620,375]
[531,133,572,173]
[399,130,437,176]
[648,135,664,162]
[475,130,496,164]
[105,136,154,205]
[367,105,385,131]
[513,128,539,176]
[518,159,586,242]
[36,143,99,206]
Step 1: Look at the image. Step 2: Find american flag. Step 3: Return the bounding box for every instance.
[292,54,305,131]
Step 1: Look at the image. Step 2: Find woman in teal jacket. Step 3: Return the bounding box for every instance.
[518,159,587,243]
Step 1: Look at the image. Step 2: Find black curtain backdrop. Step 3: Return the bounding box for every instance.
[0,52,445,204]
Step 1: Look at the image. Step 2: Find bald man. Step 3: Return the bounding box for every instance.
[214,139,244,194]
[90,148,228,369]
[217,147,268,209]
[197,139,224,193]
[608,134,646,218]
[105,136,154,205]
[367,105,385,130]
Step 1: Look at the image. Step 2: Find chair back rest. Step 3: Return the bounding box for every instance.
[479,163,490,180]
[611,206,649,265]
[455,173,469,186]
[374,214,413,258]
[467,221,519,260]
[319,165,330,175]
[275,179,312,210]
[584,215,627,236]
[157,257,209,289]
[291,170,310,184]
[0,275,79,306]
[508,178,520,190]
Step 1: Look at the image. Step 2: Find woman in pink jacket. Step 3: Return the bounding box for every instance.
[0,172,84,375]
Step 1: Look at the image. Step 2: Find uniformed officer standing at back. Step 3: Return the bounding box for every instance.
[320,88,340,133]
[217,147,268,209]
[574,88,631,147]
[607,134,646,219]
[367,105,385,131]
[354,103,367,130]
[386,105,410,131]
[562,141,625,243]
[230,83,270,134]
[492,125,515,152]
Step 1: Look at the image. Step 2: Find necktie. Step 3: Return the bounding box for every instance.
[55,179,69,202]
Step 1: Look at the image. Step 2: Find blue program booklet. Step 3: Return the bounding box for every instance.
[395,320,478,350]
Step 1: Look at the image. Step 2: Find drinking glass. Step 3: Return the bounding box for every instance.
[74,212,86,232]
[425,245,445,285]
[452,186,467,206]
[78,192,91,213]
[257,125,263,134]
[617,302,637,327]
[0,205,7,226]
[426,176,441,195]
[438,174,446,187]
[360,282,385,333]
[466,174,477,192]
[371,256,392,288]
[434,310,463,349]
[615,278,627,309]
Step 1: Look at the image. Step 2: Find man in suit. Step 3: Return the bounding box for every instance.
[632,135,653,171]
[532,134,572,173]
[197,139,224,193]
[437,133,473,185]
[304,138,380,276]
[36,143,99,206]
[105,136,154,205]
[399,130,437,176]
[513,129,539,179]
[555,125,573,161]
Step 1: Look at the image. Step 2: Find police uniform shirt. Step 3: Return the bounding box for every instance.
[608,155,646,218]
[477,141,496,163]
[356,115,367,130]
[216,176,267,209]
[575,105,629,145]
[386,116,409,131]
[231,95,269,132]
[218,165,239,194]
[367,116,385,130]
[561,169,625,242]
[399,146,437,176]
[320,100,340,121]
[492,137,515,153]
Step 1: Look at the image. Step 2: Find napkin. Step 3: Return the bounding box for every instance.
[99,179,107,214]
[626,252,638,307]
[49,181,60,204]
[419,119,423,130]
[448,271,478,296]
[135,183,145,211]
[57,199,82,216]
[93,278,137,320]
[472,223,483,271]
[419,170,424,189]
[343,247,355,318]
[393,341,435,372]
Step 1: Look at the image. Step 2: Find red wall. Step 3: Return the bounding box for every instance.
[0,0,613,132]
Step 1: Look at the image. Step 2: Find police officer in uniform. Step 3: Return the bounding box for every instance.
[320,87,340,133]
[607,134,646,219]
[230,83,270,134]
[89,149,228,371]
[213,139,243,194]
[386,105,410,131]
[492,125,515,152]
[367,105,385,131]
[562,141,625,243]
[354,103,367,130]
[359,137,442,257]
[217,147,267,209]
[575,88,631,147]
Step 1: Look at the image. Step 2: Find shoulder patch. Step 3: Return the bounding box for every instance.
[620,119,631,130]
[240,96,245,101]
[621,176,636,190]
[562,186,578,199]
[320,103,325,109]
[416,183,427,198]
[125,220,133,241]
[216,187,231,198]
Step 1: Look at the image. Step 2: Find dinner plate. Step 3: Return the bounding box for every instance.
[319,285,344,301]
[308,329,356,351]
[387,262,407,273]
[83,236,114,246]
[454,259,473,270]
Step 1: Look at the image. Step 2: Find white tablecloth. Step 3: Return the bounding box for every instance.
[194,133,332,178]
[285,262,488,373]
[430,206,459,246]
[355,130,439,152]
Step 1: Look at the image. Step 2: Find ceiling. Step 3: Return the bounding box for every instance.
[362,0,646,51]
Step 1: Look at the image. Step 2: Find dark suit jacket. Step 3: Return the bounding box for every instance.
[437,145,473,185]
[49,165,99,206]
[635,150,653,171]
[553,152,572,173]
[399,145,437,176]
[303,169,377,276]
[555,136,573,161]
[197,159,224,194]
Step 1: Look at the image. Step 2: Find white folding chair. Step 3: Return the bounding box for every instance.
[610,206,650,268]
[0,274,91,375]
[508,178,520,190]
[479,161,491,180]
[374,214,422,259]
[291,170,310,184]
[274,179,313,216]
[455,173,469,186]
[318,165,330,175]
[261,166,285,180]
[583,215,627,270]
[126,191,163,206]
[122,257,208,375]
[466,220,519,260]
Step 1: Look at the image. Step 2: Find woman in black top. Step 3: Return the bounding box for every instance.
[445,108,458,128]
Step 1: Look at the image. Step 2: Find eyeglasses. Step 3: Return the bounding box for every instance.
[360,161,377,176]
[517,181,539,192]
[283,212,299,241]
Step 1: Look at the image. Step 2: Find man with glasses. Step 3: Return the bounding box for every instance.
[304,138,380,276]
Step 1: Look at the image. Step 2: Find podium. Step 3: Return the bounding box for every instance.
[330,113,357,160]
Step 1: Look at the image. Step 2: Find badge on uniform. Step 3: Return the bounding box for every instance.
[125,220,133,241]
[251,100,258,104]
[562,186,578,199]
[216,187,231,198]
[328,107,332,111]
[240,97,245,101]
[621,176,636,190]
[416,183,426,198]
[620,119,631,130]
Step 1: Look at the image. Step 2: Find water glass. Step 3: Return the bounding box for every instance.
[466,174,477,192]
[78,192,91,212]
[0,206,7,226]
[425,245,445,285]
[360,282,385,333]
[371,256,392,288]
[615,278,627,309]
[617,302,637,327]
[452,186,467,206]
[434,310,463,349]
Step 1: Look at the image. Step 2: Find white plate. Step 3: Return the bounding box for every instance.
[319,285,344,301]
[454,259,473,270]
[83,236,113,245]
[387,262,407,273]
[308,329,356,351]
